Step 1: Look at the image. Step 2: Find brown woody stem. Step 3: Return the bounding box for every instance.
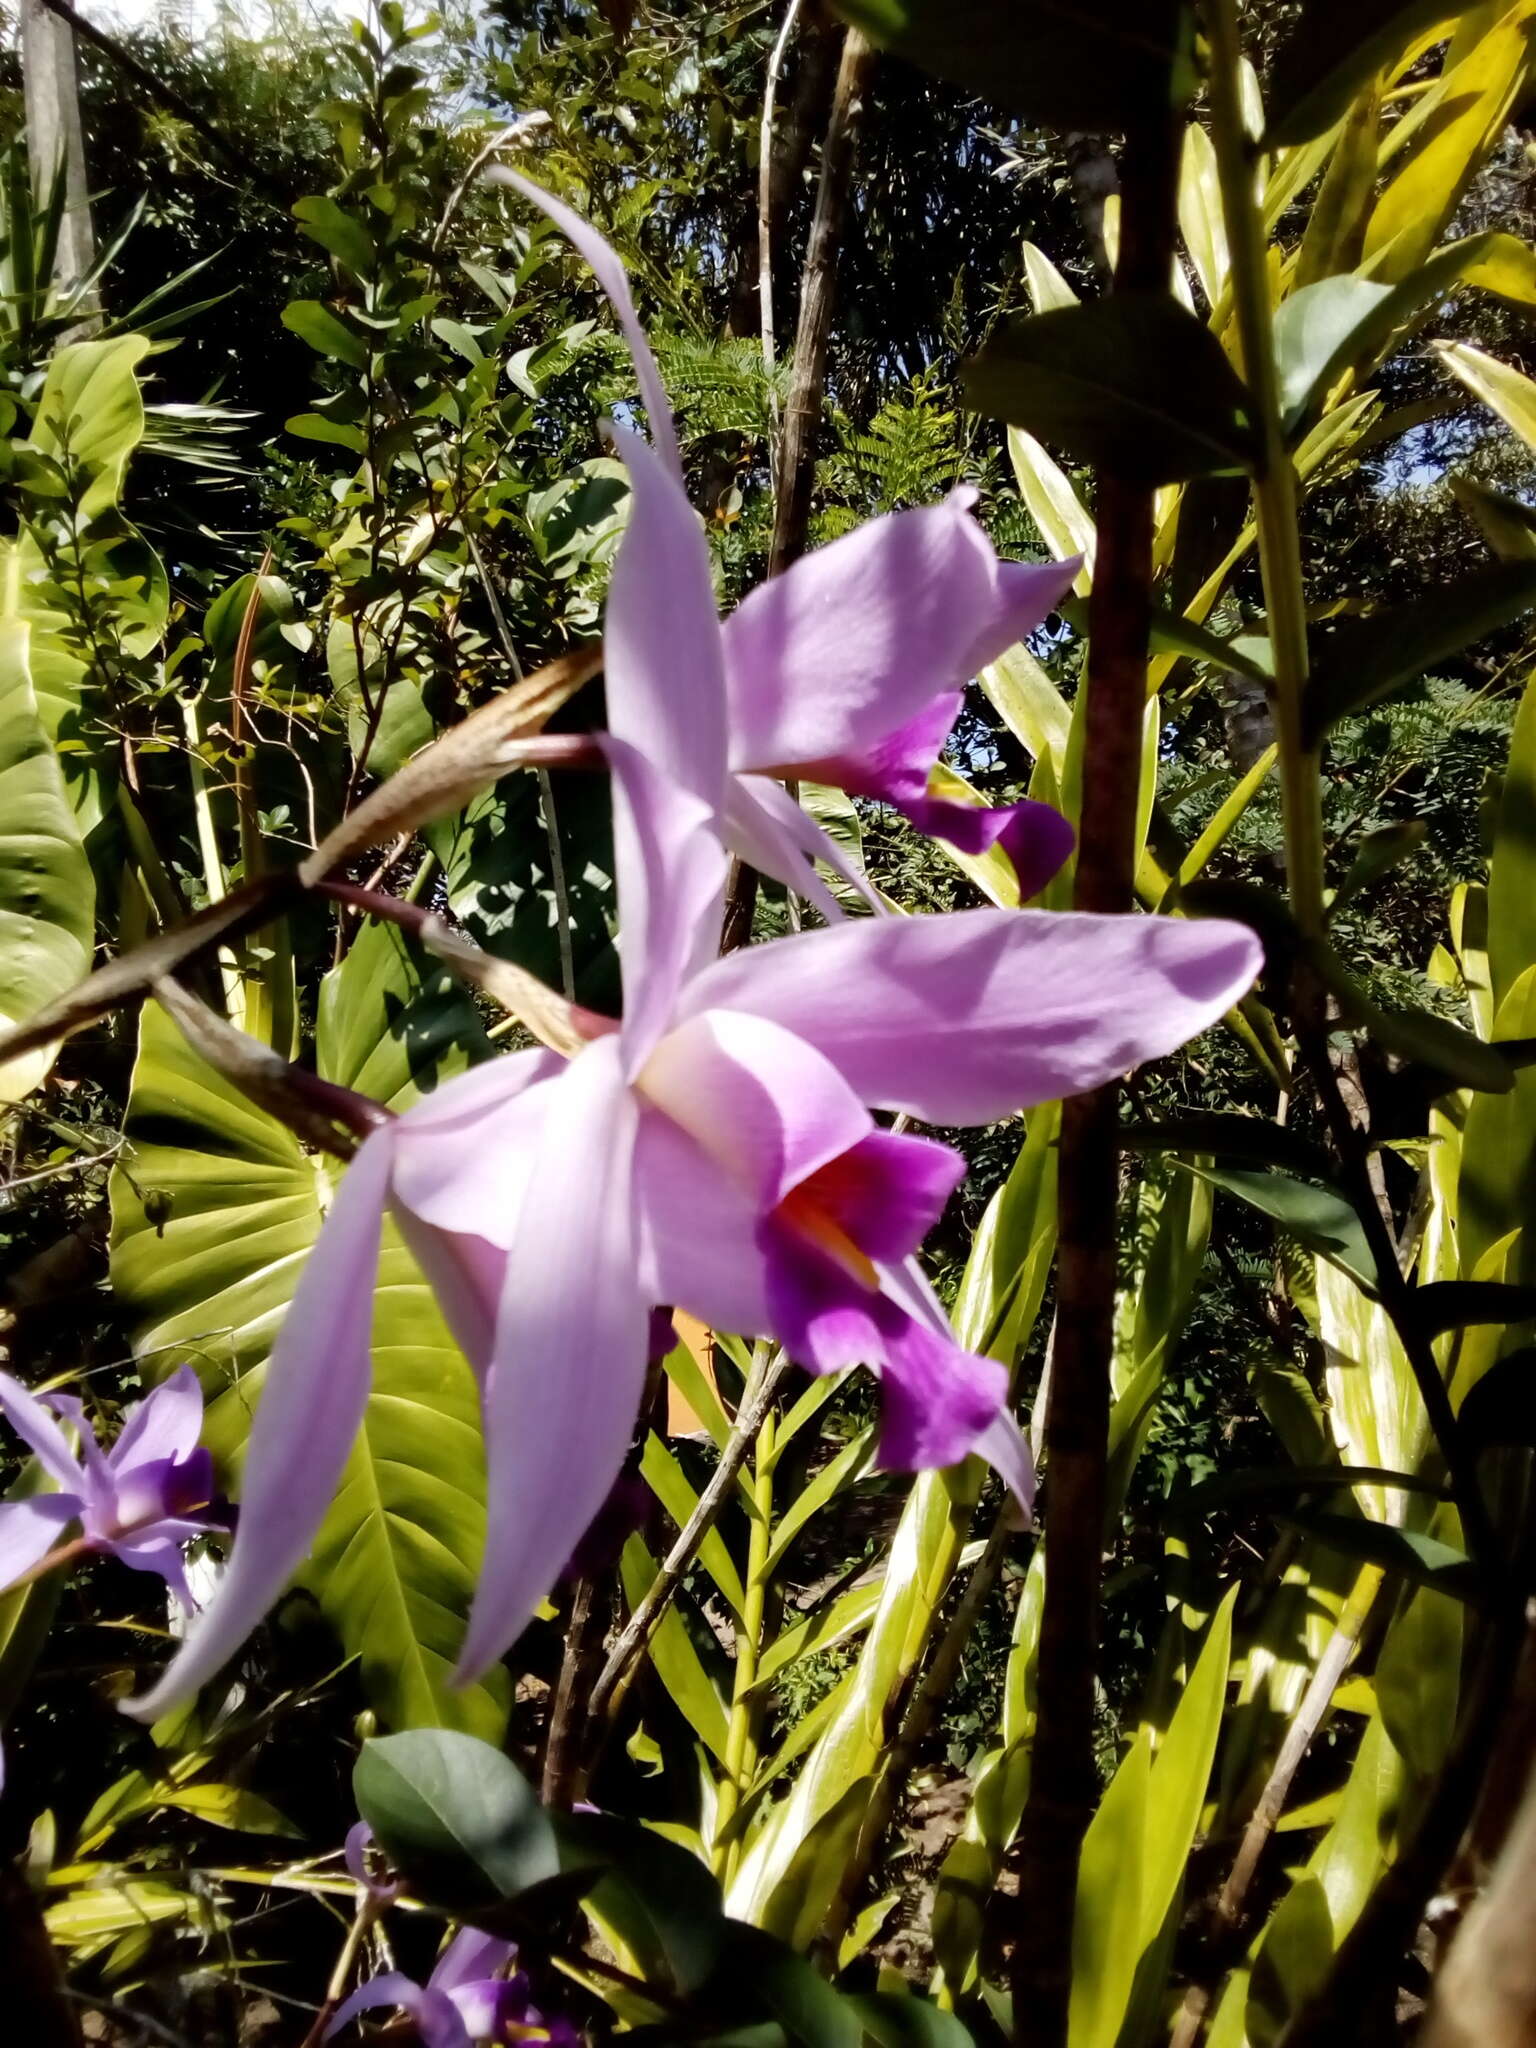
[1008,103,1182,2048]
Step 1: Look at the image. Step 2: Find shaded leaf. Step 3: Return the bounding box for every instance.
[1181,1162,1378,1294]
[964,297,1258,484]
[354,1731,558,1913]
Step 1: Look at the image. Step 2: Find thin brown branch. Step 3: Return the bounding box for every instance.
[585,1349,791,1735]
[720,24,875,955]
[1009,104,1183,2048]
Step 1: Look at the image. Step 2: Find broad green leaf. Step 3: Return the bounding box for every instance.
[1004,427,1094,591]
[1266,0,1449,142]
[1183,1162,1379,1294]
[286,411,368,453]
[1068,1731,1150,2048]
[0,618,92,1099]
[108,996,507,1737]
[1301,561,1536,740]
[292,194,375,278]
[1329,820,1427,917]
[556,1809,727,1997]
[965,297,1259,484]
[1374,1510,1463,1797]
[1120,1112,1333,1181]
[827,0,1193,132]
[354,1730,558,1913]
[1317,1253,1431,1524]
[1363,8,1536,278]
[1280,234,1536,432]
[26,333,153,519]
[1282,1511,1479,1604]
[317,917,492,1108]
[980,635,1075,768]
[1411,1280,1536,1338]
[327,617,434,782]
[282,298,370,369]
[1241,1714,1404,2046]
[1436,337,1536,451]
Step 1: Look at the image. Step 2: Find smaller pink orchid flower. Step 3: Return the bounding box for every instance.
[326,1926,575,2048]
[493,169,1079,916]
[0,1366,216,1610]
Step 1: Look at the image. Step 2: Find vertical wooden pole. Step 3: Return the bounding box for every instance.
[21,0,99,326]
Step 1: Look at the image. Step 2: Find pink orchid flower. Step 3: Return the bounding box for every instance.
[126,311,1261,1718]
[326,1925,575,2048]
[494,168,1080,915]
[0,1365,216,1610]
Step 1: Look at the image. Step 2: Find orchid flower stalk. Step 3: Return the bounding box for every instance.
[0,1366,217,1610]
[124,187,1262,1722]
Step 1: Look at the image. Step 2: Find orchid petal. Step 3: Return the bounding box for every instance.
[389,1049,560,1246]
[488,168,681,478]
[602,423,728,810]
[0,1372,84,1494]
[125,1129,394,1720]
[325,1975,469,2048]
[634,1108,773,1338]
[898,792,1075,901]
[392,1212,507,1386]
[430,1926,518,1995]
[457,1037,647,1683]
[605,735,727,1071]
[721,490,1077,771]
[0,1494,79,1591]
[723,775,876,921]
[793,1131,964,1264]
[38,1393,112,1498]
[639,1008,871,1209]
[788,689,1074,899]
[107,1365,204,1476]
[872,1316,1010,1472]
[680,910,1263,1126]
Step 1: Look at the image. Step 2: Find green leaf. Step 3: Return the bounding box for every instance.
[1182,1162,1379,1294]
[1068,1731,1150,2048]
[1278,234,1536,433]
[286,411,368,453]
[0,618,93,1100]
[1266,1,1468,144]
[964,297,1259,484]
[1412,1280,1536,1340]
[619,1534,731,1764]
[952,1101,1058,1364]
[1278,1511,1484,1605]
[1449,475,1536,562]
[1120,1113,1333,1181]
[640,1433,747,1621]
[317,917,492,1110]
[292,195,375,278]
[1301,561,1536,741]
[282,298,370,370]
[828,0,1193,133]
[1437,338,1536,454]
[25,333,153,519]
[108,997,507,1737]
[1329,821,1427,917]
[354,1730,558,1913]
[1312,947,1517,1094]
[556,1810,727,1996]
[846,1992,975,2048]
[753,1580,883,1693]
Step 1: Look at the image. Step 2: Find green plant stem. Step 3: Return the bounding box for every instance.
[1009,100,1182,2048]
[0,1533,91,1598]
[716,1402,777,1884]
[1204,0,1327,938]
